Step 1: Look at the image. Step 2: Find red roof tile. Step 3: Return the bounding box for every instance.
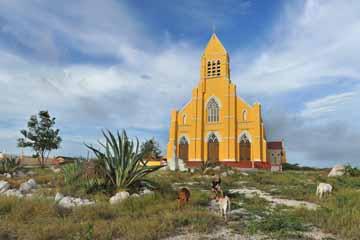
[267,141,283,150]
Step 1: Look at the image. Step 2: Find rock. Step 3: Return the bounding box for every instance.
[328,165,345,177]
[4,173,11,178]
[213,166,221,171]
[27,171,36,176]
[109,191,130,204]
[55,192,64,202]
[3,189,23,198]
[221,172,228,177]
[178,158,188,172]
[140,188,154,195]
[167,158,177,171]
[240,172,249,176]
[19,178,37,193]
[15,171,26,178]
[58,197,74,208]
[0,180,10,193]
[50,166,61,173]
[131,193,140,198]
[58,196,95,208]
[227,170,235,175]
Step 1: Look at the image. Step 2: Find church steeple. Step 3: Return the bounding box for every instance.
[201,33,230,81]
[204,33,227,56]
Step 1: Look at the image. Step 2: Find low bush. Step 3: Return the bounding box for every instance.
[0,156,20,174]
[344,165,360,177]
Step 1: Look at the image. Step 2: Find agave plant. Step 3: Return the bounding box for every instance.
[0,156,20,174]
[86,130,163,190]
[62,160,84,185]
[199,159,216,175]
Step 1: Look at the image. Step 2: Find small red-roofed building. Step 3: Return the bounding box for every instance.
[267,141,287,171]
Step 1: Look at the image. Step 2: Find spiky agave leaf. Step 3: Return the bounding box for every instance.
[85,129,163,190]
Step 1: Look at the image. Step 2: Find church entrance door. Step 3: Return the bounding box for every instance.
[207,133,219,163]
[179,137,189,161]
[239,135,251,161]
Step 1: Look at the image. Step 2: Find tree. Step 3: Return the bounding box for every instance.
[140,138,162,161]
[18,110,62,167]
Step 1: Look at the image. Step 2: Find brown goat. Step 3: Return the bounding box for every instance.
[178,188,190,208]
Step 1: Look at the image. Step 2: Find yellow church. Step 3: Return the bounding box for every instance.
[166,33,286,169]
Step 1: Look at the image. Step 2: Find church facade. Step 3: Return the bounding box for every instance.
[167,34,278,168]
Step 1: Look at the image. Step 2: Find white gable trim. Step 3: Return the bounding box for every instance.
[178,135,190,144]
[238,131,252,143]
[205,131,222,142]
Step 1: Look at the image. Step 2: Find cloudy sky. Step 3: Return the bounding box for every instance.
[0,0,359,167]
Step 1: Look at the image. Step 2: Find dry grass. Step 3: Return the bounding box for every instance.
[1,167,360,239]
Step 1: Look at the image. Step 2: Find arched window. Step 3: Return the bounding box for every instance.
[242,110,247,121]
[207,98,219,123]
[239,134,251,161]
[208,133,219,163]
[182,115,187,124]
[179,136,188,161]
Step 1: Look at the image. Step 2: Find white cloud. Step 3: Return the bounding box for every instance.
[232,0,360,95]
[301,92,356,119]
[1,0,360,166]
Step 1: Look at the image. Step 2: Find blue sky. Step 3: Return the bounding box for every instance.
[0,0,360,167]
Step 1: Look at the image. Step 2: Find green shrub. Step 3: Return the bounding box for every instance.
[0,156,20,174]
[62,161,83,185]
[282,163,318,171]
[86,130,163,190]
[345,165,360,177]
[62,160,106,195]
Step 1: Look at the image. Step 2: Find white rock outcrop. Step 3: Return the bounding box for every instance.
[55,192,64,202]
[4,173,11,178]
[19,179,37,193]
[328,165,345,177]
[56,193,95,208]
[140,188,154,195]
[15,171,26,178]
[178,158,188,172]
[221,172,228,177]
[0,180,10,193]
[109,191,130,204]
[3,189,23,198]
[241,172,249,176]
[50,166,61,173]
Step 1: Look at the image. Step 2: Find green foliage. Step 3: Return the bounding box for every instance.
[199,159,216,174]
[62,161,84,185]
[282,162,318,171]
[344,165,360,177]
[86,130,163,190]
[140,138,162,160]
[17,110,62,167]
[62,160,105,195]
[0,156,20,174]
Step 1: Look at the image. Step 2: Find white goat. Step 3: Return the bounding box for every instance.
[316,183,333,199]
[216,195,231,221]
